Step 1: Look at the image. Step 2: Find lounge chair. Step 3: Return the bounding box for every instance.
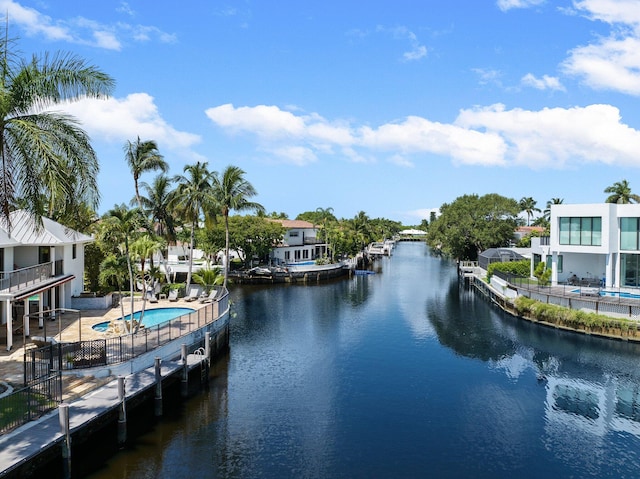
[146,291,158,303]
[199,289,220,303]
[168,289,178,302]
[184,287,200,302]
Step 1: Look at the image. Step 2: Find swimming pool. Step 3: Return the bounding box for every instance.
[92,307,196,332]
[570,289,640,299]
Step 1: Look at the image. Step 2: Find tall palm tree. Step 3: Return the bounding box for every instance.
[316,206,335,261]
[543,197,563,221]
[0,37,114,230]
[101,204,144,333]
[519,197,541,226]
[604,180,640,204]
[140,174,176,282]
[172,162,215,291]
[124,137,167,209]
[211,165,265,288]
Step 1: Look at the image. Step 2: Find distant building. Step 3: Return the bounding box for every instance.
[268,219,328,265]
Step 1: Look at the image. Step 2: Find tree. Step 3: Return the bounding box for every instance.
[125,137,167,209]
[99,253,129,321]
[427,194,520,260]
[543,198,563,221]
[0,36,114,230]
[315,207,335,260]
[100,204,144,333]
[519,197,540,226]
[172,162,215,291]
[604,180,640,204]
[192,268,224,293]
[211,166,265,287]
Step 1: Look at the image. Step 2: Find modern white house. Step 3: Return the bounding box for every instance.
[531,203,640,289]
[0,210,92,350]
[268,219,328,265]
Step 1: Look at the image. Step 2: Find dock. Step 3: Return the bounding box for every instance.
[0,352,209,478]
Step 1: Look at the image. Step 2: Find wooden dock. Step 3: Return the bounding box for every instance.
[0,353,208,478]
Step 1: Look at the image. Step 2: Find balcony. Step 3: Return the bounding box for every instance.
[0,260,64,295]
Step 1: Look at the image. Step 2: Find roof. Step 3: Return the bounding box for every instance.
[269,219,317,229]
[516,226,545,234]
[479,248,524,260]
[2,210,93,246]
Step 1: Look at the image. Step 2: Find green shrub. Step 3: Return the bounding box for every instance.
[487,259,530,281]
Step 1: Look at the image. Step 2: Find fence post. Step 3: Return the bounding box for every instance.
[181,344,188,398]
[59,404,71,479]
[154,357,163,417]
[117,376,127,446]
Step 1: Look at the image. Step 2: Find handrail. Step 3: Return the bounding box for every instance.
[0,261,59,293]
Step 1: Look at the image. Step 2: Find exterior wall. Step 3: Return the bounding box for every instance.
[283,227,318,247]
[13,246,38,269]
[543,203,640,288]
[63,243,88,299]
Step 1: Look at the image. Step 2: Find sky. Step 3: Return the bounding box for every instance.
[3,0,640,225]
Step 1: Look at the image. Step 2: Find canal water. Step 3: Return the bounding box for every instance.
[87,242,640,478]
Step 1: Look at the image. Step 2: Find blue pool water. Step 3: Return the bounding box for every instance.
[571,289,640,299]
[92,307,195,332]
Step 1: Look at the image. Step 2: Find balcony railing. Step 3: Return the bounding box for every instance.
[0,260,63,293]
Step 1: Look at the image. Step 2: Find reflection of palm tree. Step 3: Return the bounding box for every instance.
[604,180,640,204]
[0,37,114,229]
[211,166,264,288]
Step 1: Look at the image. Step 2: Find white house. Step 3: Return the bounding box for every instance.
[531,203,640,289]
[268,219,328,265]
[0,210,92,350]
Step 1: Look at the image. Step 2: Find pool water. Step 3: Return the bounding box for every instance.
[92,307,196,332]
[571,289,640,299]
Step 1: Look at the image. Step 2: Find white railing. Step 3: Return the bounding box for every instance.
[0,261,61,293]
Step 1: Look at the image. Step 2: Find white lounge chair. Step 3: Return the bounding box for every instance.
[168,289,179,302]
[199,289,220,303]
[146,291,158,303]
[184,287,200,302]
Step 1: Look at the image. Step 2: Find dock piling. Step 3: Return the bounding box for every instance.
[59,404,71,479]
[154,357,163,417]
[117,376,127,446]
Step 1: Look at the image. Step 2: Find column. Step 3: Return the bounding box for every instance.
[5,300,12,350]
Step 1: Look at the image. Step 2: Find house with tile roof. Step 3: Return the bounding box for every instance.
[0,210,92,350]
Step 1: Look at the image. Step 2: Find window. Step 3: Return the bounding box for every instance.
[621,253,640,287]
[558,217,601,246]
[284,251,290,261]
[303,249,309,259]
[72,244,77,259]
[289,231,299,237]
[0,248,3,271]
[621,218,640,250]
[546,255,563,273]
[294,250,301,260]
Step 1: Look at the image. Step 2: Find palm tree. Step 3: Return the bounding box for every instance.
[99,254,128,322]
[172,162,215,291]
[211,165,265,288]
[0,36,114,230]
[604,180,640,204]
[140,174,177,283]
[101,204,144,333]
[192,268,224,294]
[543,198,563,221]
[125,137,167,209]
[316,207,335,261]
[519,197,541,226]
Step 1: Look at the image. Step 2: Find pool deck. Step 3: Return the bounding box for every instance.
[0,297,209,386]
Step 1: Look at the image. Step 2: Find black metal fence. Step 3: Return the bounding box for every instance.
[0,373,61,434]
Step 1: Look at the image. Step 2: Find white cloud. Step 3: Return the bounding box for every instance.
[521,73,565,91]
[496,0,546,12]
[61,93,201,151]
[0,0,175,50]
[573,0,640,27]
[206,102,640,170]
[455,103,640,167]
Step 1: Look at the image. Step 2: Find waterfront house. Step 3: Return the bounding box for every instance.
[530,203,640,289]
[0,210,91,350]
[268,219,328,265]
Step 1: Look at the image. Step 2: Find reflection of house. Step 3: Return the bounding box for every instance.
[531,203,640,288]
[268,220,328,265]
[0,211,91,350]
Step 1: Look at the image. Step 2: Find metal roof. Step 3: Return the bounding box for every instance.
[2,210,93,246]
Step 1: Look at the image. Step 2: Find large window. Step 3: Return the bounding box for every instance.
[546,255,563,273]
[621,253,640,287]
[621,218,640,250]
[559,217,601,246]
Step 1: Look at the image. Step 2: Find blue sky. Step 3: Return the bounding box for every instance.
[4,0,640,224]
